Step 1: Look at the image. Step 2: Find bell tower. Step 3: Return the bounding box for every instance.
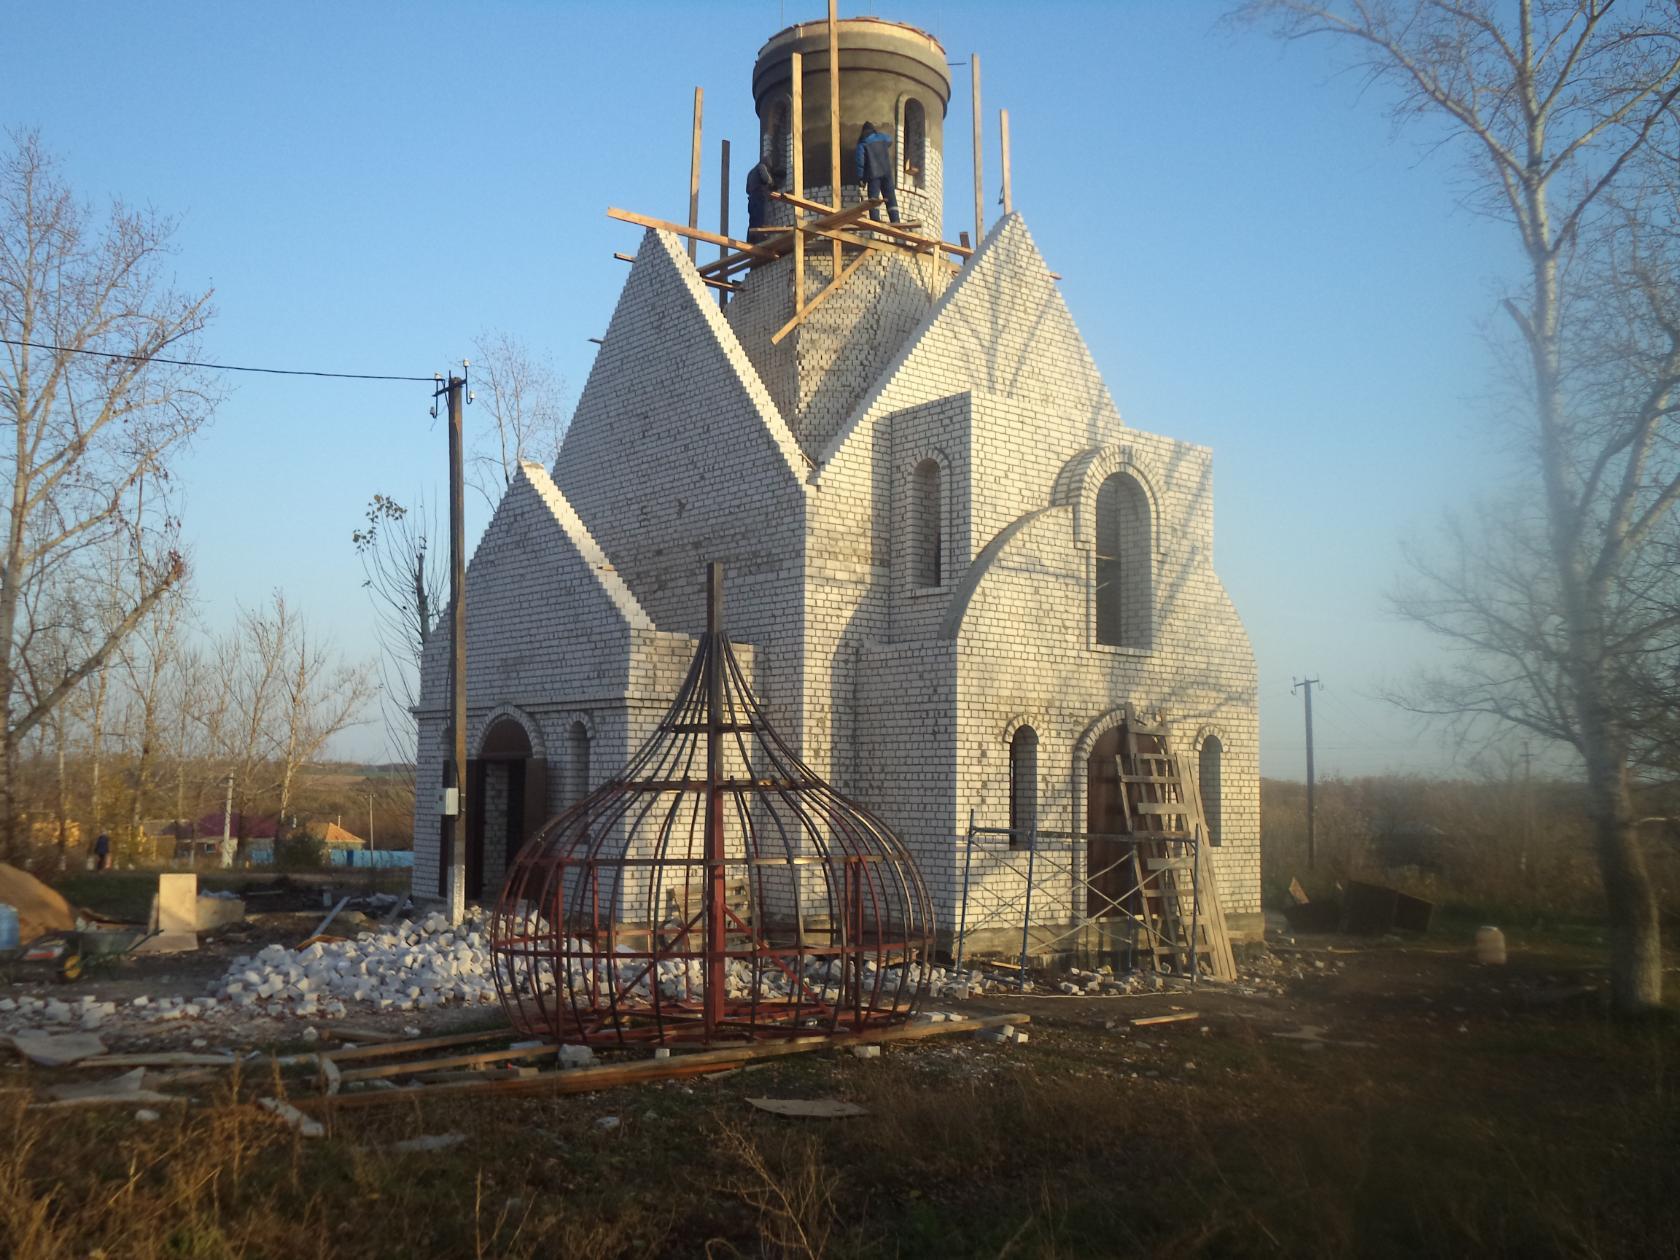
[750,17,952,238]
[727,17,960,456]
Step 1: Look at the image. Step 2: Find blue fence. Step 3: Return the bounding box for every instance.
[328,849,414,869]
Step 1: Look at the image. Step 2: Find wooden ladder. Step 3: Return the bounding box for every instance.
[1115,722,1237,981]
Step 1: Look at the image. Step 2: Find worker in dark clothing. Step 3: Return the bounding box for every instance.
[93,832,110,872]
[854,122,900,224]
[746,157,781,232]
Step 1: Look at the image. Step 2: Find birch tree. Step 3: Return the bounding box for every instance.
[1242,0,1680,1013]
[0,130,215,858]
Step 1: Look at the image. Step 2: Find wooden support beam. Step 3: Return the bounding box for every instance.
[606,207,771,258]
[770,190,972,256]
[828,0,842,280]
[718,137,730,307]
[791,50,804,313]
[771,248,871,344]
[687,86,703,262]
[1000,107,1012,216]
[971,53,983,254]
[614,252,637,263]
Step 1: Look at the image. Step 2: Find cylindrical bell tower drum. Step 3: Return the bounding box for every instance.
[751,17,952,239]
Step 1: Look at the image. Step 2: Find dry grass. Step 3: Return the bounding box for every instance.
[2,951,1675,1258]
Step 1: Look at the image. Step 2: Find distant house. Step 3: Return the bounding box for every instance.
[313,822,367,850]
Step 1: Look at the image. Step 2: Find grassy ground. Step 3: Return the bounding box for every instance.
[2,943,1675,1258]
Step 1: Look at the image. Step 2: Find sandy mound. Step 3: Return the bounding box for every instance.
[0,862,75,941]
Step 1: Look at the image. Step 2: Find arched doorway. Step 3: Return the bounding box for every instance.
[1085,724,1129,920]
[464,717,548,903]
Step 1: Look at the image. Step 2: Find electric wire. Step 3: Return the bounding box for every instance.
[0,337,436,383]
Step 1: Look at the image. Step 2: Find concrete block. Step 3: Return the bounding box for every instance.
[156,873,198,934]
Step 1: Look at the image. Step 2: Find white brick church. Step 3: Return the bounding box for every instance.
[414,16,1261,943]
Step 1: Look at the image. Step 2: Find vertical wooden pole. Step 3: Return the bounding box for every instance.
[718,138,731,308]
[791,51,804,313]
[1000,108,1012,216]
[971,53,983,253]
[687,87,704,263]
[446,371,468,924]
[828,0,841,276]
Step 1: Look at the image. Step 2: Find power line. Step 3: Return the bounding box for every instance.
[0,337,435,383]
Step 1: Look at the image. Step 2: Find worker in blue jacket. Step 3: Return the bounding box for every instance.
[854,122,901,224]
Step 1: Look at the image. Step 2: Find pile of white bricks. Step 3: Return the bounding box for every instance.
[211,913,497,1016]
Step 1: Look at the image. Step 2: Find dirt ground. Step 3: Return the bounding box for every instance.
[3,910,1676,1258]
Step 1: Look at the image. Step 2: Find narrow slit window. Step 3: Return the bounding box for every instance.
[903,98,927,188]
[912,459,942,587]
[567,720,592,807]
[1009,726,1038,850]
[1198,736,1223,846]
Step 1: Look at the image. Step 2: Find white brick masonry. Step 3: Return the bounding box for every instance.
[414,206,1259,940]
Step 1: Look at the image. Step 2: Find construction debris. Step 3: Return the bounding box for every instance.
[11,1030,107,1066]
[390,1132,466,1152]
[43,1068,176,1107]
[747,1097,868,1119]
[259,1097,324,1138]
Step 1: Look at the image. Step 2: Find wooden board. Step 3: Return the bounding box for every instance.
[310,1013,1031,1111]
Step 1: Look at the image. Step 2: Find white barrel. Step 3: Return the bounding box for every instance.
[1475,925,1506,965]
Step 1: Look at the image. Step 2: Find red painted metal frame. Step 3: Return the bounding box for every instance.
[490,564,934,1045]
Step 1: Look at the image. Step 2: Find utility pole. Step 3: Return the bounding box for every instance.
[1292,677,1321,870]
[437,366,471,923]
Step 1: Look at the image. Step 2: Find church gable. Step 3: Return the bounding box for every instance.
[419,461,651,711]
[814,213,1124,476]
[553,227,810,633]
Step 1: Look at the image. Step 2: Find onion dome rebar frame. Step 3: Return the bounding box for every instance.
[490,563,934,1045]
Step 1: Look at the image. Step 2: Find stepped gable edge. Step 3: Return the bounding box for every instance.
[811,213,1124,480]
[556,227,809,489]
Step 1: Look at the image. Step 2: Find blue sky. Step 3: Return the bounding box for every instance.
[3,1,1524,777]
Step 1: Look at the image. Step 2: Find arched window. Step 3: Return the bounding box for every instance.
[566,720,592,807]
[911,458,942,587]
[1094,472,1152,648]
[902,98,927,189]
[1009,726,1039,849]
[1198,736,1223,846]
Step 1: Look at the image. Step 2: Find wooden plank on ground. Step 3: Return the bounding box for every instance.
[310,1013,1031,1111]
[1131,1012,1199,1027]
[321,1025,513,1064]
[336,1041,560,1084]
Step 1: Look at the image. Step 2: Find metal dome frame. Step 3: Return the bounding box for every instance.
[490,563,933,1045]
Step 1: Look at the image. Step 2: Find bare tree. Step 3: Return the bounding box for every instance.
[0,130,215,858]
[353,492,445,769]
[115,584,187,851]
[468,331,566,509]
[269,598,376,838]
[1242,0,1680,1013]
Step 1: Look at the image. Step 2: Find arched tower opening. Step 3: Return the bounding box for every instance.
[751,17,951,238]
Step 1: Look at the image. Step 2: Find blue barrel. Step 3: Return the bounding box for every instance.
[0,903,19,950]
